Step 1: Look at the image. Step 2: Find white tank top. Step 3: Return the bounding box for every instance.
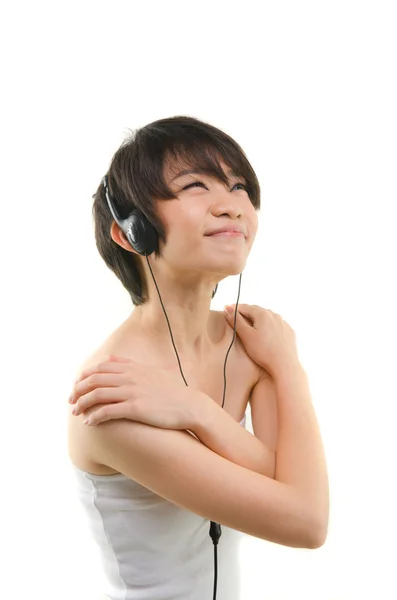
[71,415,246,600]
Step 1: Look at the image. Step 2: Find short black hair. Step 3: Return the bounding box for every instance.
[92,115,261,305]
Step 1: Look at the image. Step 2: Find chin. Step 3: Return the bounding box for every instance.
[214,260,247,278]
[195,252,248,278]
[228,264,246,276]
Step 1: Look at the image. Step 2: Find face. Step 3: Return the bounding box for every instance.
[154,160,259,280]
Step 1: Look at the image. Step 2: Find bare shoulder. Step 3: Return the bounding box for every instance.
[67,351,115,474]
[67,324,135,474]
[72,315,141,377]
[211,309,264,382]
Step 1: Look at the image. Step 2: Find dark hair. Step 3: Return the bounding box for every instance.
[92,115,261,305]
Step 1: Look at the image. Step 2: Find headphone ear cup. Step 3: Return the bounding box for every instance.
[125,211,159,256]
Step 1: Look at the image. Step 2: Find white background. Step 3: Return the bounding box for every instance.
[1,1,396,599]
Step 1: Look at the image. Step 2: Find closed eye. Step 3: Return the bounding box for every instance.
[182,181,208,191]
[232,183,248,191]
[182,181,248,192]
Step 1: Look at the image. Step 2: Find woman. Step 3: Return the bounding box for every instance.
[68,116,329,600]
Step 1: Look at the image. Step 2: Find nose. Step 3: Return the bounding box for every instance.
[212,205,243,220]
[211,189,244,220]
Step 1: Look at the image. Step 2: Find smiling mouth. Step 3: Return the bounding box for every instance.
[207,231,245,237]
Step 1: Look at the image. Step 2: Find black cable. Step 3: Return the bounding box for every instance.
[146,256,189,386]
[221,273,242,408]
[146,255,242,600]
[213,544,219,599]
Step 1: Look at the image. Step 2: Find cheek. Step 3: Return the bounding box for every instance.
[164,209,203,245]
[251,217,259,238]
[159,222,201,257]
[249,211,259,236]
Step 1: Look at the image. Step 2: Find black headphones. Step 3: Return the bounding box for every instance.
[102,173,242,600]
[102,174,218,297]
[102,175,159,256]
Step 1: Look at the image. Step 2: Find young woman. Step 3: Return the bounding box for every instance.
[67,116,329,600]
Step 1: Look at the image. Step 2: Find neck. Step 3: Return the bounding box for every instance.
[128,257,241,362]
[130,290,217,361]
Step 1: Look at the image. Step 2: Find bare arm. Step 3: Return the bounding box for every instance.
[194,360,329,543]
[188,392,276,479]
[191,361,329,543]
[273,360,329,540]
[87,416,323,549]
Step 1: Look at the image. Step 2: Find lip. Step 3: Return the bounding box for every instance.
[205,226,246,237]
[208,231,244,237]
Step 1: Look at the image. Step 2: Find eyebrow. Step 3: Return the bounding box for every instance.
[170,169,244,182]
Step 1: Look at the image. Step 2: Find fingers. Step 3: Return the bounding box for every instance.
[69,355,136,408]
[224,303,254,316]
[70,372,123,404]
[225,303,277,325]
[224,304,255,328]
[72,383,124,415]
[75,357,132,386]
[84,402,133,426]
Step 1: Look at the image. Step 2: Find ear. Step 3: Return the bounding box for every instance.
[110,221,138,254]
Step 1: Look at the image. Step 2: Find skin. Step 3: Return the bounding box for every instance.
[111,160,259,364]
[68,158,267,476]
[67,159,328,546]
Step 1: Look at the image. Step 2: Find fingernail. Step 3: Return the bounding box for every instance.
[83,418,91,425]
[224,305,232,313]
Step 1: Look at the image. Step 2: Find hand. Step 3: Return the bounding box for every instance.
[224,304,300,377]
[68,354,201,429]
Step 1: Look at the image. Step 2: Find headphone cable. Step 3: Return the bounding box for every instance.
[146,255,242,600]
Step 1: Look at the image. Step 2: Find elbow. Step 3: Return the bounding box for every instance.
[303,491,329,549]
[307,528,327,549]
[306,516,329,549]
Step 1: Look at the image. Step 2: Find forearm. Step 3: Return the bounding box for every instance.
[273,361,329,539]
[190,393,276,479]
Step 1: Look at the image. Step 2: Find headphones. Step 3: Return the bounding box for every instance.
[103,175,159,256]
[102,174,242,600]
[103,175,219,298]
